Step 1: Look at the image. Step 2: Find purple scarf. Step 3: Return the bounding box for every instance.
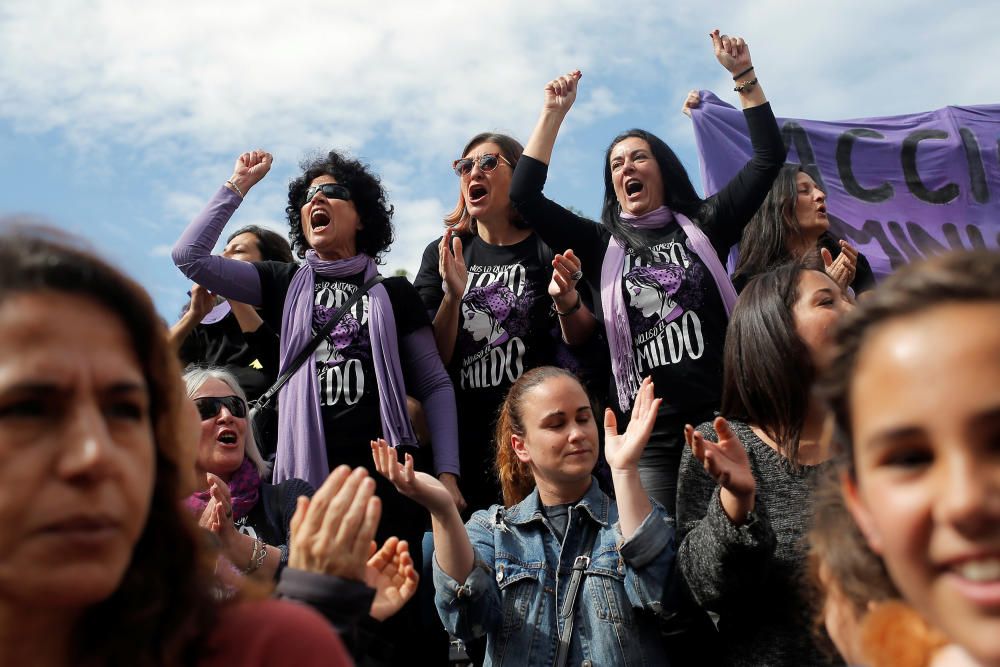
[600,206,738,411]
[272,251,416,489]
[185,457,261,520]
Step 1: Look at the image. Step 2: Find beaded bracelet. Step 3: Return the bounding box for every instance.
[734,78,758,94]
[225,179,244,198]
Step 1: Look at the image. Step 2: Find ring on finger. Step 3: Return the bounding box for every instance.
[570,270,583,281]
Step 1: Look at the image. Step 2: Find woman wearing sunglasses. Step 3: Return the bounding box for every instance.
[183,366,311,580]
[509,30,786,517]
[173,149,459,663]
[414,133,599,514]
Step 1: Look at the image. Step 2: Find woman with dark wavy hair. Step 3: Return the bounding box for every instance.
[173,149,460,662]
[732,163,875,295]
[414,132,599,514]
[510,29,786,516]
[0,225,349,666]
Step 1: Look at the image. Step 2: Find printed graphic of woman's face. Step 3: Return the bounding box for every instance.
[845,302,1000,665]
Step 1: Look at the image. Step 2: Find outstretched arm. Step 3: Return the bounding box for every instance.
[605,377,661,538]
[523,70,581,166]
[171,151,274,305]
[371,439,474,583]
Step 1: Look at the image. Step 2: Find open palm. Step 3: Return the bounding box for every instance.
[685,417,755,499]
[366,537,419,622]
[605,377,661,471]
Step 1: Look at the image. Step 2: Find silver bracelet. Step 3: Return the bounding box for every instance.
[226,179,245,198]
[244,537,264,574]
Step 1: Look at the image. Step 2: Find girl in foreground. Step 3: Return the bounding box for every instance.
[373,368,675,666]
[827,250,1000,666]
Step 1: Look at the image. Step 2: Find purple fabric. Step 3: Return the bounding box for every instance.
[200,299,232,325]
[273,252,417,489]
[690,91,1000,278]
[172,187,264,305]
[398,326,460,476]
[184,457,261,521]
[172,185,459,481]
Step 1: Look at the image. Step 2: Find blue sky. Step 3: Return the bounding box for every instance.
[1,0,995,320]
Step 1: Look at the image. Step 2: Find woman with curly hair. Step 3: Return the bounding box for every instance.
[414,132,599,514]
[0,225,350,666]
[173,149,459,662]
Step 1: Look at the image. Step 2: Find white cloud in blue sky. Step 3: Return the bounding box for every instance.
[0,0,995,318]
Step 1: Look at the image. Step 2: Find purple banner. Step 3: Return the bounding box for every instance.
[690,91,1000,279]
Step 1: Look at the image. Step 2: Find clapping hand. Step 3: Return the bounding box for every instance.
[604,377,662,472]
[228,149,273,197]
[543,70,582,116]
[439,230,469,298]
[288,466,382,582]
[187,284,217,321]
[548,249,583,306]
[684,417,756,524]
[371,439,455,517]
[822,241,859,293]
[199,472,239,543]
[709,29,752,76]
[365,537,419,622]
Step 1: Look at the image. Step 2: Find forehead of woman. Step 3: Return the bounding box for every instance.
[849,302,1000,450]
[0,290,145,386]
[519,374,590,420]
[190,376,236,400]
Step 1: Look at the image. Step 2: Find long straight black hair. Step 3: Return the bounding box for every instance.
[720,254,825,465]
[601,129,706,260]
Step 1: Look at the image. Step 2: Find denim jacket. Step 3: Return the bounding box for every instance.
[434,478,675,666]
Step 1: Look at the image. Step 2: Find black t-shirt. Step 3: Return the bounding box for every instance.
[414,233,561,423]
[621,227,729,415]
[509,103,785,426]
[254,262,429,465]
[414,233,571,508]
[179,311,278,401]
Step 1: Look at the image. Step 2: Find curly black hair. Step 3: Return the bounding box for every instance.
[286,150,395,261]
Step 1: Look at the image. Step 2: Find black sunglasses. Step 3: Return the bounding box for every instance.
[304,182,352,205]
[194,395,248,421]
[452,152,512,177]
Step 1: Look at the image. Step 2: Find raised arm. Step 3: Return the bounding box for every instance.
[510,71,609,277]
[171,151,274,305]
[702,31,786,249]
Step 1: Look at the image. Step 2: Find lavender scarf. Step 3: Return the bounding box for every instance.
[600,206,739,411]
[272,251,416,488]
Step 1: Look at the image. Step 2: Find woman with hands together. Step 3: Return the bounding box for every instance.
[675,255,853,666]
[509,29,786,516]
[374,368,674,667]
[413,133,598,515]
[732,163,876,296]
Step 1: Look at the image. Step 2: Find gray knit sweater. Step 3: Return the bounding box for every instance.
[676,419,843,667]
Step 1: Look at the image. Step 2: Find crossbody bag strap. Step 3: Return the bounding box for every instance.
[553,519,599,667]
[254,274,384,411]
